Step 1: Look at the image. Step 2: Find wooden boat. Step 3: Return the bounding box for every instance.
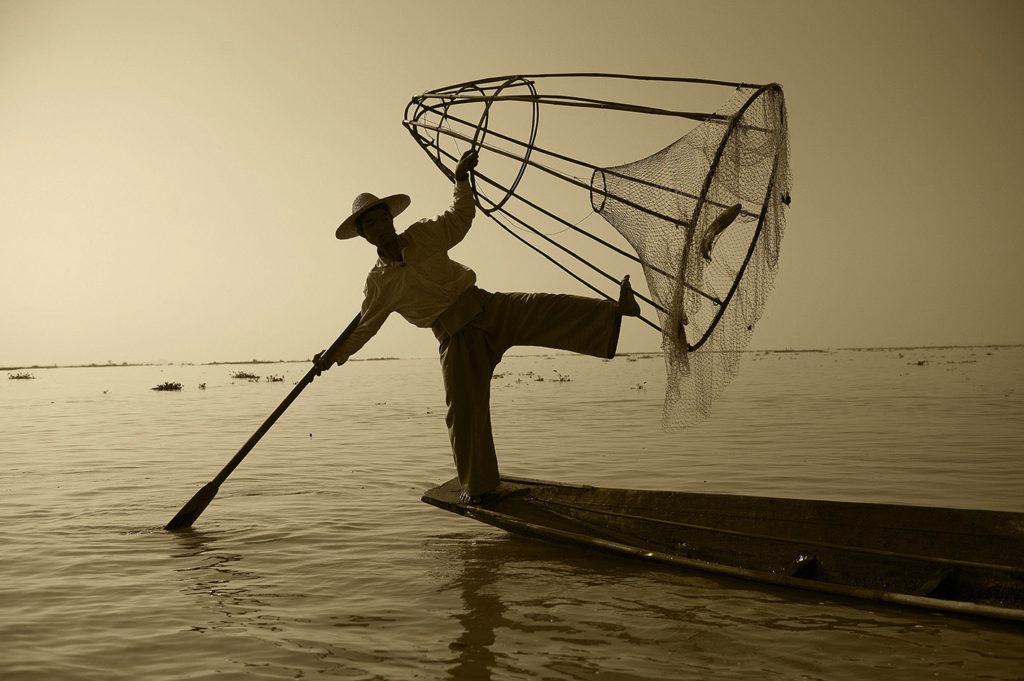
[422,476,1024,621]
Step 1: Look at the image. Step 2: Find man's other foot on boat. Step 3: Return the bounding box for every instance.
[459,482,511,505]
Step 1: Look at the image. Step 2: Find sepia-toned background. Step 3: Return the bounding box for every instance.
[3,2,1023,679]
[2,0,1022,367]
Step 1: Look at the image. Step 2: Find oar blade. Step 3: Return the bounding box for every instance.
[165,480,220,531]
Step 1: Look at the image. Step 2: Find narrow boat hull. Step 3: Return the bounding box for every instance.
[422,476,1024,621]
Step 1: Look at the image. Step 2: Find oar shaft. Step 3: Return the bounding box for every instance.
[164,311,362,530]
[211,365,317,486]
[212,311,363,486]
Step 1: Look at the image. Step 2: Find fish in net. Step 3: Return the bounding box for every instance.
[404,74,791,429]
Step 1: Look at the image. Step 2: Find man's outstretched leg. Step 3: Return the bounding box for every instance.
[475,277,640,360]
[439,280,640,505]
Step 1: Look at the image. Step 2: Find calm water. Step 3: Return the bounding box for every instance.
[2,347,1022,680]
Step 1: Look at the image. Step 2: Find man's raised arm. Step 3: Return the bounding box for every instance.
[439,150,479,247]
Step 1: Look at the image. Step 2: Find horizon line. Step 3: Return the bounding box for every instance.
[4,343,1023,372]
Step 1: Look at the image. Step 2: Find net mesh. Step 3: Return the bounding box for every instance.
[591,85,791,429]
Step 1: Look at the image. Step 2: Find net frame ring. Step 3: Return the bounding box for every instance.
[404,82,494,186]
[403,94,456,181]
[469,75,540,215]
[686,82,787,352]
[401,97,429,148]
[445,81,487,169]
[589,168,607,213]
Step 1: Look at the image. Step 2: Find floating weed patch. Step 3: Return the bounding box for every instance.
[492,369,573,385]
[152,382,183,391]
[230,371,285,383]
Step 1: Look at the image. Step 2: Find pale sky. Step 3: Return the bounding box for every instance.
[2,0,1022,366]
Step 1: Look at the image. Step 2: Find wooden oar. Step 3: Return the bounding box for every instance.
[164,312,362,530]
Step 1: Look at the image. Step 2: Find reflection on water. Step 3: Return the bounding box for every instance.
[428,531,1024,680]
[444,536,506,681]
[2,349,1023,679]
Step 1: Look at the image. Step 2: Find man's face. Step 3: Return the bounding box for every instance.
[357,205,396,247]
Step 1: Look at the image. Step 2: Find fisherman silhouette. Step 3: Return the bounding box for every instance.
[314,150,641,503]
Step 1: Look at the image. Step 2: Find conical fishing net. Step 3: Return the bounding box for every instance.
[405,76,791,430]
[590,85,791,429]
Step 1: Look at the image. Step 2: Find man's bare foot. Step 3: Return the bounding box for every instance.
[460,481,510,505]
[618,275,641,317]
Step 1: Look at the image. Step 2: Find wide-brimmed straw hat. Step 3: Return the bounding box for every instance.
[336,192,411,240]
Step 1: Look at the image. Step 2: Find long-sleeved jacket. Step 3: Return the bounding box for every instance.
[327,179,477,364]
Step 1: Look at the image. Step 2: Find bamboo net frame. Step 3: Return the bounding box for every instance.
[404,73,791,428]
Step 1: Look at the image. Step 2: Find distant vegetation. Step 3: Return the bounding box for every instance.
[152,382,183,391]
[8,371,35,380]
[230,371,285,382]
